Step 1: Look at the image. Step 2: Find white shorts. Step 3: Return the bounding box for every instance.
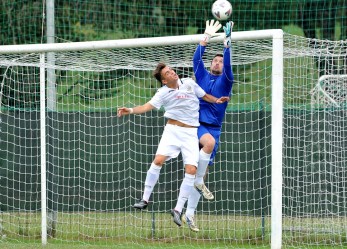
[156,124,199,167]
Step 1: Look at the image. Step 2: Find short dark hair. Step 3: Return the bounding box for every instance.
[153,62,167,83]
[213,53,223,59]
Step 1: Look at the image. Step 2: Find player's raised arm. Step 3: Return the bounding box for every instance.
[223,21,234,48]
[222,21,234,83]
[117,102,155,117]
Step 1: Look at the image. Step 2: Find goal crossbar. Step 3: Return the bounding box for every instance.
[0,29,283,54]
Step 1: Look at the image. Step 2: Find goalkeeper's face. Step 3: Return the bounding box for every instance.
[210,56,223,76]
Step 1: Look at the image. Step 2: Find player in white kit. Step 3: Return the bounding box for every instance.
[117,62,229,227]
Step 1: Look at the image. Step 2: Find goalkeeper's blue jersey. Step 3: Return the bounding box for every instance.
[193,44,234,128]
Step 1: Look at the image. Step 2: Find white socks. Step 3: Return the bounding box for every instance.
[142,163,161,202]
[186,188,201,217]
[195,150,211,185]
[174,173,195,213]
[186,149,211,217]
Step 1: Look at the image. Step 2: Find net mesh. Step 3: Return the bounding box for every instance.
[0,33,347,248]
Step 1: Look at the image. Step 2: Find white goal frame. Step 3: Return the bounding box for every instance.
[0,29,284,249]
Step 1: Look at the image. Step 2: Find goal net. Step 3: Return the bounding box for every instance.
[0,31,346,248]
[283,40,347,247]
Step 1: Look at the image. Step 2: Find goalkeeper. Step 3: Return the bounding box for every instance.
[117,62,229,227]
[182,20,234,232]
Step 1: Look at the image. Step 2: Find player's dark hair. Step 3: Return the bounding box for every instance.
[153,62,167,83]
[213,53,223,59]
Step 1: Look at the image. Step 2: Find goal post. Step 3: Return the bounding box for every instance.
[271,30,284,249]
[0,30,285,248]
[39,53,47,245]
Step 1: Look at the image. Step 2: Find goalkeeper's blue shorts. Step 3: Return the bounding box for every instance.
[197,122,222,166]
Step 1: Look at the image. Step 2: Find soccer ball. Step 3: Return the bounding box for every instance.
[211,0,232,21]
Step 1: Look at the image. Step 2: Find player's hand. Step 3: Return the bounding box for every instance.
[117,107,133,117]
[223,21,234,48]
[202,20,222,43]
[216,96,230,104]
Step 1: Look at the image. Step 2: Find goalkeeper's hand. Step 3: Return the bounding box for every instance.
[223,21,234,48]
[202,20,222,43]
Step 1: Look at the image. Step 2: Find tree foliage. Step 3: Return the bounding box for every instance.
[0,0,346,45]
[0,0,346,109]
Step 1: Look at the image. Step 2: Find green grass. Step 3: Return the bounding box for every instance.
[0,212,270,244]
[0,242,343,249]
[1,212,347,248]
[0,241,269,249]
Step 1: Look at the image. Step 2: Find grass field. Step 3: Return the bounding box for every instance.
[1,211,347,248]
[0,242,269,249]
[0,211,270,243]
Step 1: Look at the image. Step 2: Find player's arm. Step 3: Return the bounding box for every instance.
[194,20,221,84]
[223,21,233,49]
[202,93,229,104]
[222,21,234,84]
[193,44,207,83]
[222,47,234,83]
[117,102,155,117]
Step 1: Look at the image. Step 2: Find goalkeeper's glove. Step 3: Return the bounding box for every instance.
[202,20,222,43]
[223,21,234,48]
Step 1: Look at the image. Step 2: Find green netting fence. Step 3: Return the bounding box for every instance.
[0,0,346,45]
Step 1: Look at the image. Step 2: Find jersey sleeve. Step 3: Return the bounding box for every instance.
[192,80,206,98]
[148,89,164,109]
[222,47,234,85]
[193,44,208,84]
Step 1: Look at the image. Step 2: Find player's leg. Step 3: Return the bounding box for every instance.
[171,164,196,226]
[182,165,201,232]
[196,133,215,185]
[134,125,180,210]
[185,127,220,226]
[171,127,199,226]
[133,154,167,210]
[194,125,215,200]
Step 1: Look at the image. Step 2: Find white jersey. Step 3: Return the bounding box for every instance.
[149,78,206,127]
